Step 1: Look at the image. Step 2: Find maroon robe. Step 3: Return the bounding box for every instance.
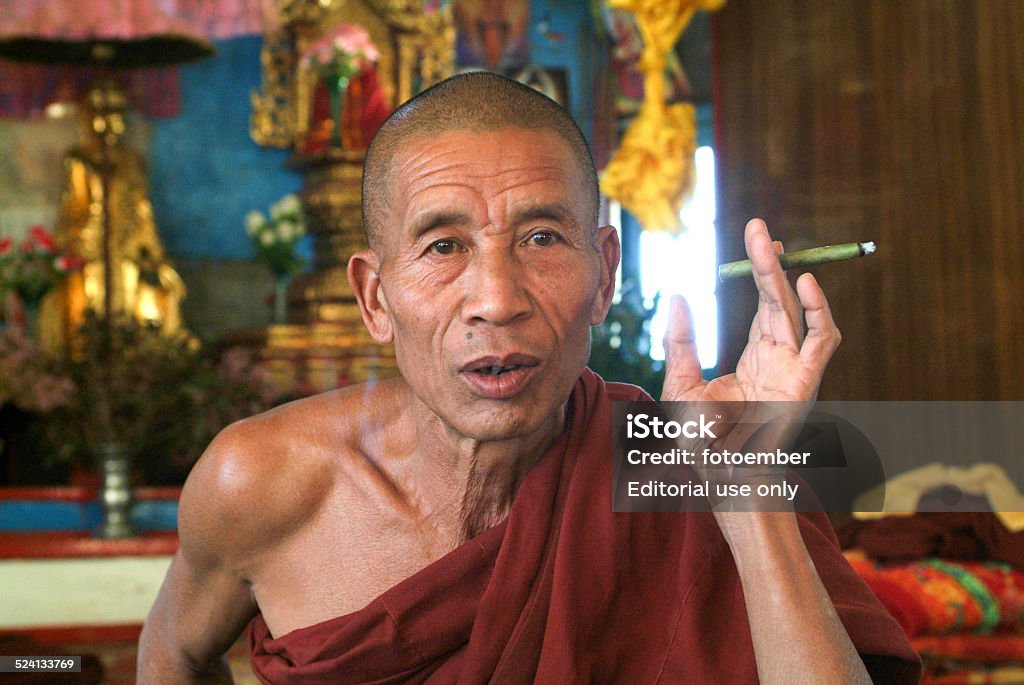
[249,370,920,683]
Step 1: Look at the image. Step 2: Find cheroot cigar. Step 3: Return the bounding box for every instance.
[717,241,876,281]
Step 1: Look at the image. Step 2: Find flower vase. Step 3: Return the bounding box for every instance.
[95,442,135,539]
[273,274,291,325]
[326,75,351,149]
[20,295,41,340]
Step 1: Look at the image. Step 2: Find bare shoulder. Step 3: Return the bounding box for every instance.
[177,379,408,574]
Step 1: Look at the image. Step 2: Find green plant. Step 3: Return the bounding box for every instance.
[48,312,279,482]
[589,279,664,397]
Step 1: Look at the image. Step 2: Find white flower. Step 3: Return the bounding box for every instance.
[277,220,296,241]
[245,210,265,236]
[270,192,301,219]
[259,230,275,246]
[275,194,302,216]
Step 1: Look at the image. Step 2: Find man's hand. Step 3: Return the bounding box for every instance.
[662,218,840,407]
[661,218,841,515]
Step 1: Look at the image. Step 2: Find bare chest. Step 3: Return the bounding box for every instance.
[248,491,460,639]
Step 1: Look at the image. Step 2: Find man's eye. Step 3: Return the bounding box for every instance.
[527,231,559,247]
[429,239,461,255]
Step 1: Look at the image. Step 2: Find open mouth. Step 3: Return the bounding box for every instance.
[460,355,540,398]
[461,354,539,375]
[472,364,523,376]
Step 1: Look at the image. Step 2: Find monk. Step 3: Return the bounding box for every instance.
[137,73,919,683]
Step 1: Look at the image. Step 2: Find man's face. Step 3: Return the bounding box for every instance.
[358,127,619,441]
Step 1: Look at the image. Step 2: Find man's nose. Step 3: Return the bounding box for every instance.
[460,251,532,326]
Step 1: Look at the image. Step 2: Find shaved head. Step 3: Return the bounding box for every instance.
[361,71,599,249]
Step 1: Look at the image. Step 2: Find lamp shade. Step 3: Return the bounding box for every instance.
[0,0,214,68]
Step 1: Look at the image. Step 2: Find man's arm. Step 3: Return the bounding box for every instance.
[663,219,875,683]
[719,513,872,684]
[137,427,262,684]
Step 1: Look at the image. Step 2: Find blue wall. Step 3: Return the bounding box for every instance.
[149,37,302,261]
[528,0,598,144]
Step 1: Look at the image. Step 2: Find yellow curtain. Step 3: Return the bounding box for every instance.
[599,0,725,234]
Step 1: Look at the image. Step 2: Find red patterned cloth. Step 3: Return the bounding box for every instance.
[852,557,1024,639]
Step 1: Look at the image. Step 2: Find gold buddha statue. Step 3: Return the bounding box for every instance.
[41,82,186,354]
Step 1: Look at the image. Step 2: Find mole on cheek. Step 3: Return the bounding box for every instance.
[466,332,473,340]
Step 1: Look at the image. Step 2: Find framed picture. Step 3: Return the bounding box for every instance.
[453,0,529,74]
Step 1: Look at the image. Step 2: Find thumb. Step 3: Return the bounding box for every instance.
[661,295,704,400]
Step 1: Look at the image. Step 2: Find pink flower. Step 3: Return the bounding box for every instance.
[330,24,379,61]
[301,22,380,73]
[0,237,11,256]
[28,225,56,251]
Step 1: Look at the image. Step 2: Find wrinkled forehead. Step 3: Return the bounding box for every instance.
[406,128,575,183]
[387,128,587,216]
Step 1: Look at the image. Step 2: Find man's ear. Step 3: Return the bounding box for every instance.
[590,225,621,326]
[348,249,394,344]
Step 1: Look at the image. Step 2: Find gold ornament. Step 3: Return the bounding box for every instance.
[41,82,187,356]
[600,0,725,234]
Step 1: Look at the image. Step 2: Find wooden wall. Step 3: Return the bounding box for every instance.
[713,1,1023,399]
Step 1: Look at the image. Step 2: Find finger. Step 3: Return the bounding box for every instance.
[661,295,704,400]
[747,239,788,346]
[796,273,841,368]
[773,239,805,339]
[746,231,782,345]
[745,219,802,351]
